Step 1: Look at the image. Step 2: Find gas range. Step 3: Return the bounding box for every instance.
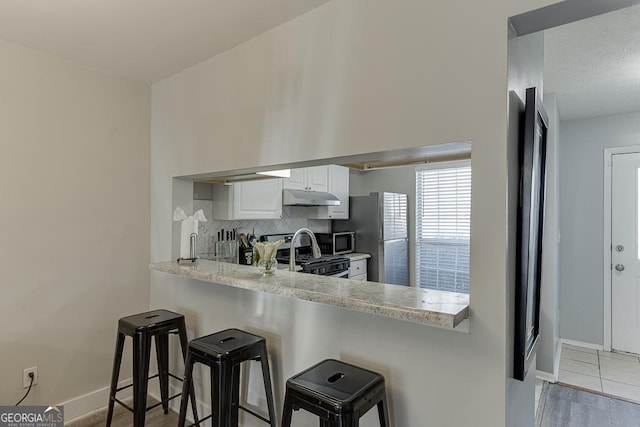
[261,233,350,278]
[276,254,350,277]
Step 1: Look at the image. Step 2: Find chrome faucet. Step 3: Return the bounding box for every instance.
[290,228,322,271]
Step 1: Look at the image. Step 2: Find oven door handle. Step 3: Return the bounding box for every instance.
[331,270,349,278]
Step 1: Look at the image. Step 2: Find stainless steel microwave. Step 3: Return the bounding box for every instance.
[315,232,355,255]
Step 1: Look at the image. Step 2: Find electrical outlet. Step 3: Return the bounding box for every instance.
[23,367,37,388]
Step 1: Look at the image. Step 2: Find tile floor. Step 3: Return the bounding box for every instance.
[557,343,640,402]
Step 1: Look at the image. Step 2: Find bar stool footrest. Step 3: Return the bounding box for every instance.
[239,405,271,424]
[112,398,134,413]
[146,393,182,411]
[187,413,212,427]
[115,372,184,394]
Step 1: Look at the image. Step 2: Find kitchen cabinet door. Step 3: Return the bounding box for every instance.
[233,179,283,219]
[283,168,306,190]
[307,166,328,192]
[326,165,349,219]
[309,165,349,219]
[283,166,328,191]
[212,179,283,220]
[349,259,367,279]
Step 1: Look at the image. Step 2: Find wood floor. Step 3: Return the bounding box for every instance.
[67,399,179,427]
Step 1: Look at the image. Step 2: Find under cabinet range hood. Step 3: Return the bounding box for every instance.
[282,189,340,206]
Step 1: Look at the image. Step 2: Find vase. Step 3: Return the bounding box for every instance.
[257,258,277,276]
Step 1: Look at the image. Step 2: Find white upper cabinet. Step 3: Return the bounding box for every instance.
[326,165,349,219]
[212,179,283,220]
[283,166,328,192]
[309,165,350,219]
[283,168,306,190]
[307,166,329,192]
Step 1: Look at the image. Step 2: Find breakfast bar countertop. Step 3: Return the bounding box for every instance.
[150,260,470,330]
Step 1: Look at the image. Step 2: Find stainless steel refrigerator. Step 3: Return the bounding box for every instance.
[333,192,409,286]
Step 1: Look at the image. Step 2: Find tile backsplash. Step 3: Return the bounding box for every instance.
[193,200,330,260]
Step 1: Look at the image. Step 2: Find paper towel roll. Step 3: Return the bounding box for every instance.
[180,219,199,259]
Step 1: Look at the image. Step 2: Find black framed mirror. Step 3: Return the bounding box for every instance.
[514,86,548,381]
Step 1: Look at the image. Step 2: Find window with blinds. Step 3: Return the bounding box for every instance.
[416,161,471,293]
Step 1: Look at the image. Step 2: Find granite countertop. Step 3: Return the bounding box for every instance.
[150,260,469,330]
[343,252,371,261]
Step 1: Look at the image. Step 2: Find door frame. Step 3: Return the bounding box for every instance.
[603,146,640,351]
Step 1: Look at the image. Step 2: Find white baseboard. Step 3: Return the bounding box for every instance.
[62,379,262,426]
[148,382,272,427]
[560,338,604,351]
[59,378,132,424]
[536,370,556,382]
[59,379,207,426]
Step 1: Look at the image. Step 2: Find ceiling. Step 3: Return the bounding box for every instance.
[545,4,640,121]
[0,0,330,83]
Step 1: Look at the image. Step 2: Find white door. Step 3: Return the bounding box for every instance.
[612,152,640,354]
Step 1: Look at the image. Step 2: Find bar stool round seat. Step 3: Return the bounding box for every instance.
[106,309,198,427]
[282,359,390,427]
[177,328,277,427]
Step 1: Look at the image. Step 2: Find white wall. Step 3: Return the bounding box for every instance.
[151,0,516,425]
[0,40,150,415]
[559,110,640,345]
[537,94,561,376]
[506,27,545,425]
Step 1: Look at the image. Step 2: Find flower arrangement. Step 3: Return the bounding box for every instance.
[252,240,284,275]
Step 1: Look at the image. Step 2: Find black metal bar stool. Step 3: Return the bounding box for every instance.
[177,328,277,427]
[106,309,198,427]
[282,359,391,427]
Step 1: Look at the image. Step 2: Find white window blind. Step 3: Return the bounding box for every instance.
[416,162,471,293]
